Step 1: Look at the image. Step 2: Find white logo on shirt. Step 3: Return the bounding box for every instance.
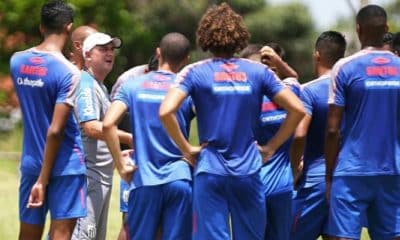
[17,77,44,87]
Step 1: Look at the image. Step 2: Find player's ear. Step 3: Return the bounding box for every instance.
[65,23,73,35]
[356,24,361,37]
[384,24,389,34]
[156,47,161,59]
[314,50,321,62]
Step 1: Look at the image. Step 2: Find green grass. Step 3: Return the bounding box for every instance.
[0,158,124,239]
[0,125,372,239]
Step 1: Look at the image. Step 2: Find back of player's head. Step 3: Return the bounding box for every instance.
[159,32,190,66]
[315,31,346,67]
[239,44,262,58]
[265,42,285,59]
[356,5,387,43]
[196,3,250,55]
[41,0,74,35]
[392,32,400,56]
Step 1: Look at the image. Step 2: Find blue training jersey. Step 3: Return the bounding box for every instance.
[300,74,330,186]
[177,58,284,176]
[329,48,400,176]
[255,78,300,194]
[10,48,86,176]
[114,70,194,189]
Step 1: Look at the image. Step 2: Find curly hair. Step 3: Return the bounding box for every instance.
[196,3,250,55]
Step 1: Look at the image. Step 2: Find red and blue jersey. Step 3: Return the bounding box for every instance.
[176,58,284,176]
[113,70,194,189]
[300,75,330,186]
[255,77,300,193]
[329,48,400,176]
[10,48,85,176]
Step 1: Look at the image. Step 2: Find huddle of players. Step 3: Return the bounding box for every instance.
[10,0,400,240]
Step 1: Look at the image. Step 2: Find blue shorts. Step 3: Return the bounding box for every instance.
[193,172,266,240]
[120,180,130,213]
[127,180,192,240]
[291,181,328,240]
[19,174,87,225]
[327,176,400,239]
[265,190,292,240]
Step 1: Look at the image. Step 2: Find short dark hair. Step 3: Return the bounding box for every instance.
[383,32,393,45]
[147,54,159,71]
[159,32,190,66]
[41,0,74,34]
[196,3,250,55]
[239,44,262,58]
[356,5,387,43]
[315,31,346,67]
[392,32,400,54]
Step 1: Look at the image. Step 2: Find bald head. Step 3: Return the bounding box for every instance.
[70,25,97,69]
[72,25,97,44]
[159,32,190,67]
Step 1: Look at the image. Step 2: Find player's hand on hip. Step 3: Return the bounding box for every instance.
[183,143,207,167]
[27,181,46,208]
[257,142,275,164]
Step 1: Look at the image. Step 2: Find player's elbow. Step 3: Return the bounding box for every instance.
[326,126,340,140]
[47,125,64,140]
[159,105,173,123]
[102,118,115,133]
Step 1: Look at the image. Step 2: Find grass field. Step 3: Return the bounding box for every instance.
[0,124,371,239]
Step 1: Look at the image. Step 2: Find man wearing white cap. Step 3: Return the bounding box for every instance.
[72,32,133,240]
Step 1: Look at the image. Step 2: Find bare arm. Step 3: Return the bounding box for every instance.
[28,103,72,208]
[290,114,311,186]
[81,120,133,148]
[259,88,306,162]
[103,101,136,182]
[260,46,298,79]
[325,105,343,183]
[159,88,200,165]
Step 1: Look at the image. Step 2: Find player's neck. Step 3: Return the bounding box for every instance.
[36,34,67,52]
[316,65,330,77]
[158,63,178,74]
[361,40,385,50]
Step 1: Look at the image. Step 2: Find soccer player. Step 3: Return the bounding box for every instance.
[326,5,400,239]
[290,31,346,240]
[72,32,132,240]
[159,3,305,239]
[111,56,159,240]
[240,43,300,240]
[10,1,86,239]
[103,32,194,240]
[70,25,98,70]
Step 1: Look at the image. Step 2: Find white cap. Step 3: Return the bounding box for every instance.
[82,32,122,55]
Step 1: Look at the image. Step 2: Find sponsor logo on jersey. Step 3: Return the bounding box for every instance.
[366,66,398,76]
[80,88,95,116]
[19,64,48,76]
[371,57,391,65]
[29,57,45,65]
[16,77,44,87]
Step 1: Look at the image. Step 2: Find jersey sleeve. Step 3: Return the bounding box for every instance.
[283,77,301,97]
[328,62,346,106]
[56,70,79,107]
[175,64,195,95]
[301,86,314,116]
[261,68,285,99]
[75,81,100,123]
[113,82,130,109]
